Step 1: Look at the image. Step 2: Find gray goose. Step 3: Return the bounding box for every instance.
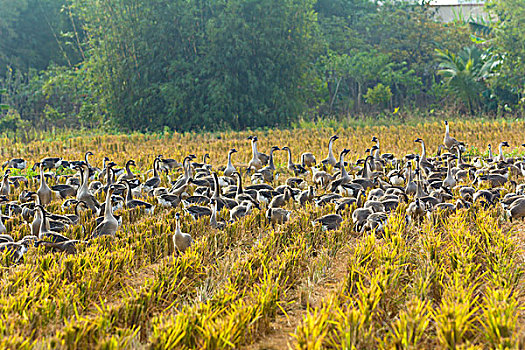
[91,186,119,239]
[173,212,193,253]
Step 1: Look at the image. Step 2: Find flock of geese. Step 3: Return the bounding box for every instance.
[1,120,525,261]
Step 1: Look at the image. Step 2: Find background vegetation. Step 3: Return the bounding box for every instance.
[0,0,523,132]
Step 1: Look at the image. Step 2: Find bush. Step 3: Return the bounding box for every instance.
[364,83,392,109]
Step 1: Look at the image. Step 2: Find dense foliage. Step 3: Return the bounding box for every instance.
[0,0,523,131]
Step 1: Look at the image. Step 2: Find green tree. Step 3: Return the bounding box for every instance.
[489,0,525,110]
[436,46,498,113]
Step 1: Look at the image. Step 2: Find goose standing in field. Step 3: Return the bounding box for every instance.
[230,200,254,221]
[124,180,155,214]
[495,141,510,162]
[210,198,227,229]
[117,160,137,182]
[91,186,119,239]
[2,158,26,170]
[254,146,280,183]
[329,149,351,192]
[269,186,293,209]
[298,186,315,206]
[282,146,307,176]
[266,207,291,226]
[247,136,269,171]
[37,165,52,206]
[173,212,193,254]
[39,157,64,170]
[321,135,338,167]
[37,205,70,243]
[313,213,343,231]
[301,152,316,168]
[224,149,238,177]
[442,155,457,188]
[75,165,100,213]
[443,120,464,151]
[0,170,10,197]
[143,157,161,192]
[234,171,257,204]
[158,155,182,173]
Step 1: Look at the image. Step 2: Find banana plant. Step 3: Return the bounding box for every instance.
[436,46,500,114]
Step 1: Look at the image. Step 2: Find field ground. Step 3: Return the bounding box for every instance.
[1,119,525,349]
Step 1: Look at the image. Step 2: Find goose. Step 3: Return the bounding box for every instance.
[443,120,462,150]
[70,151,97,179]
[191,154,211,170]
[143,157,161,192]
[495,141,510,162]
[0,170,10,196]
[0,208,7,234]
[61,200,88,225]
[329,149,351,192]
[312,166,334,189]
[414,168,428,199]
[170,156,193,194]
[230,200,254,221]
[173,212,193,253]
[51,184,77,199]
[36,165,52,206]
[35,240,80,254]
[335,197,358,214]
[234,172,257,204]
[286,177,306,189]
[254,146,280,182]
[247,136,265,171]
[313,213,343,231]
[91,186,119,239]
[414,138,431,168]
[0,242,27,262]
[36,205,70,243]
[406,197,426,221]
[505,198,525,221]
[371,136,394,163]
[405,163,417,196]
[248,136,269,170]
[269,186,293,208]
[321,135,338,167]
[282,146,307,175]
[257,189,279,205]
[2,158,26,170]
[123,180,155,214]
[297,186,315,206]
[75,165,100,213]
[39,157,64,170]
[266,207,291,226]
[224,149,238,177]
[184,204,212,220]
[362,212,388,233]
[117,160,137,182]
[301,152,316,168]
[158,155,182,173]
[210,198,227,229]
[442,155,457,188]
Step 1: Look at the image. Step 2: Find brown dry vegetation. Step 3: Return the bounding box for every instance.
[0,119,524,349]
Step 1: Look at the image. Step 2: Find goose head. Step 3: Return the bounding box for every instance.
[371,136,378,143]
